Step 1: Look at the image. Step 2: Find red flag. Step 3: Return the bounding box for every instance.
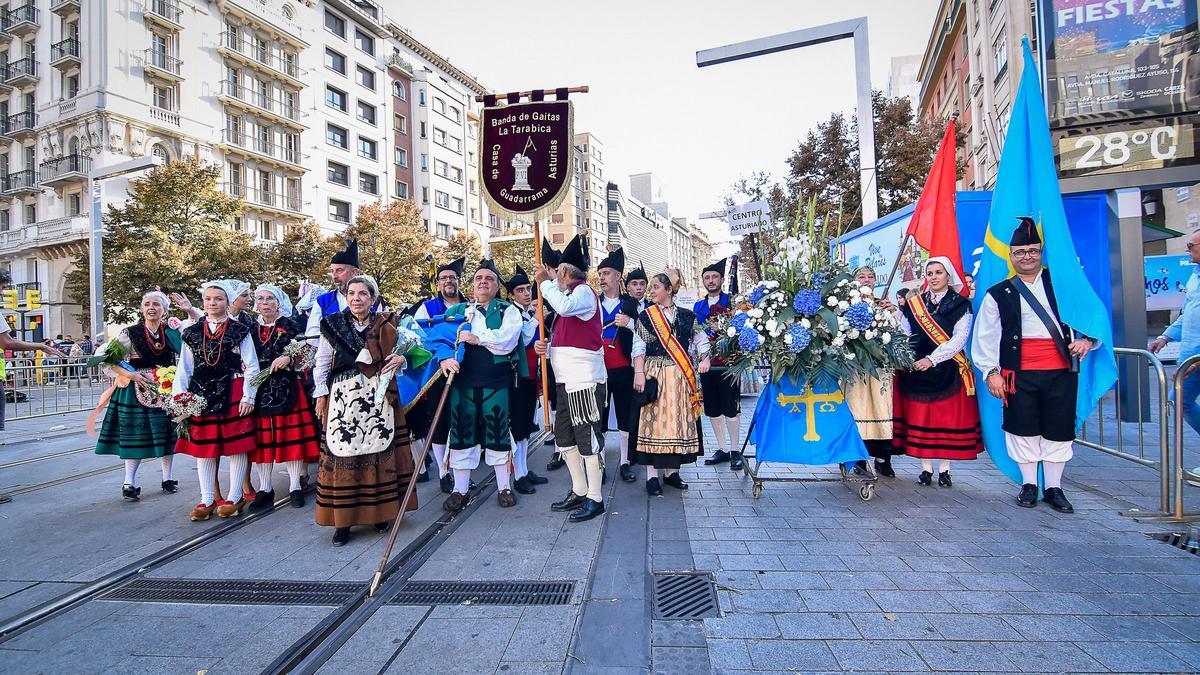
[906,119,968,296]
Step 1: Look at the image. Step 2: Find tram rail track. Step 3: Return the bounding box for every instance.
[0,445,93,471]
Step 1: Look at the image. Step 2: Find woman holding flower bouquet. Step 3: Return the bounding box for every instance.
[94,291,183,501]
[173,280,261,521]
[892,257,983,487]
[247,284,321,511]
[312,275,416,547]
[631,273,711,496]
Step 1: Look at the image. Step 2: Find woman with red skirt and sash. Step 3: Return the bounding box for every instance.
[892,257,982,487]
[173,280,261,521]
[248,284,321,512]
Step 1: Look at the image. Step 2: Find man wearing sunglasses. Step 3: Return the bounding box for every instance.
[972,217,1097,514]
[1150,230,1200,452]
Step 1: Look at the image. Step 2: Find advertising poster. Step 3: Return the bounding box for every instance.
[1144,253,1194,311]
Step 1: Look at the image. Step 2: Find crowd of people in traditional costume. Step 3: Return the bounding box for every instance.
[87,214,1093,546]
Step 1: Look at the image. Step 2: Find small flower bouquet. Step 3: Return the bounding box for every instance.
[246,337,318,389]
[163,391,207,439]
[153,366,177,395]
[86,338,134,372]
[374,318,432,406]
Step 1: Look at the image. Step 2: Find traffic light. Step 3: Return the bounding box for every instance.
[1,289,16,311]
[24,289,40,310]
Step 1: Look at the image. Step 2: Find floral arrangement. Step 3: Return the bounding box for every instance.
[153,366,177,395]
[86,338,133,371]
[720,197,914,386]
[374,317,432,405]
[163,391,207,439]
[246,337,318,389]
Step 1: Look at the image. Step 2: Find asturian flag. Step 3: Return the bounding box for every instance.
[749,376,869,466]
[971,37,1118,486]
[395,315,466,412]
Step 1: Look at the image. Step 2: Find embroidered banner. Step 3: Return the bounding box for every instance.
[480,100,574,220]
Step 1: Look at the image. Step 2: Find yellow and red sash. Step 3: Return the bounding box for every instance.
[646,305,703,417]
[907,292,976,396]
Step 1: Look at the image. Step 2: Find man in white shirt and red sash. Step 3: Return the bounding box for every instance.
[972,217,1097,513]
[597,247,642,483]
[534,234,608,523]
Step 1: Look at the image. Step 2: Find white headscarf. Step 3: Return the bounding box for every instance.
[199,279,244,304]
[922,256,964,293]
[141,290,171,311]
[295,283,327,312]
[255,283,293,318]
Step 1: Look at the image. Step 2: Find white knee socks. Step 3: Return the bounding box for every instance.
[562,446,587,496]
[646,466,659,480]
[432,443,449,478]
[286,460,303,491]
[161,455,174,481]
[1018,461,1039,485]
[226,454,248,502]
[709,416,728,451]
[920,459,934,473]
[938,459,951,473]
[726,415,741,454]
[453,468,471,494]
[495,464,512,491]
[583,454,603,502]
[255,462,274,492]
[124,459,141,486]
[619,431,629,465]
[1042,461,1066,489]
[513,438,529,479]
[197,457,218,506]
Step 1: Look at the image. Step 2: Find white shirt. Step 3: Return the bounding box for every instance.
[631,305,711,359]
[514,301,539,345]
[172,317,260,403]
[539,280,605,387]
[970,275,1097,375]
[459,300,523,356]
[896,290,971,366]
[304,290,347,339]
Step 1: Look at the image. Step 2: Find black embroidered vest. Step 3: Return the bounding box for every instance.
[181,319,252,415]
[125,323,181,370]
[252,315,302,416]
[985,269,1070,371]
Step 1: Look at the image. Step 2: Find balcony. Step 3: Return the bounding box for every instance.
[4,58,37,87]
[143,48,183,82]
[149,106,179,127]
[33,215,89,254]
[217,80,304,130]
[4,169,40,197]
[51,0,81,17]
[217,32,302,87]
[386,53,414,78]
[39,153,91,188]
[219,129,302,171]
[223,182,302,216]
[2,111,37,141]
[51,38,81,71]
[144,0,183,30]
[4,5,39,37]
[0,227,25,253]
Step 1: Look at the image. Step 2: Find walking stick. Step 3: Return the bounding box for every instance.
[533,220,551,431]
[368,369,456,597]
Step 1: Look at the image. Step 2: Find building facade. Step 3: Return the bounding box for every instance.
[606,181,669,278]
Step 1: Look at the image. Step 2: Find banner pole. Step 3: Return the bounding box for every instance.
[880,233,912,300]
[533,220,551,431]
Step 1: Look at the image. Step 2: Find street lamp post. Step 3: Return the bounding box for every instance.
[88,156,162,342]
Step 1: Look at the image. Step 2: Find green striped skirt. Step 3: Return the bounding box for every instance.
[95,385,177,459]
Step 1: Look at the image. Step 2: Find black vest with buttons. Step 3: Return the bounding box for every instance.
[984,269,1070,371]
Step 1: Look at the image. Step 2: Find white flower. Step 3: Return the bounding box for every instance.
[850,288,861,298]
[864,329,875,340]
[837,301,849,311]
[800,318,811,329]
[881,332,892,344]
[749,308,763,318]
[765,319,777,333]
[772,292,784,300]
[783,333,793,345]
[846,352,856,360]
[848,329,861,339]
[832,336,845,347]
[727,327,737,337]
[838,279,849,287]
[827,296,838,307]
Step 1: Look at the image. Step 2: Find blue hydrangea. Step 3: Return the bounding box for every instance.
[792,289,822,315]
[730,312,749,331]
[737,328,762,352]
[845,302,874,330]
[808,272,828,290]
[747,284,768,305]
[786,323,812,352]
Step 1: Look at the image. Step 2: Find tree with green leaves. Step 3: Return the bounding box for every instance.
[340,199,433,307]
[266,219,339,297]
[489,226,537,281]
[440,231,484,283]
[64,160,254,325]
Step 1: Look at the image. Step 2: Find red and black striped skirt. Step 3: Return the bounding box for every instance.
[891,383,982,460]
[251,390,321,463]
[175,378,258,459]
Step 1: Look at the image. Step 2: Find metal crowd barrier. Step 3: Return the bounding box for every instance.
[1168,353,1200,523]
[2,355,104,422]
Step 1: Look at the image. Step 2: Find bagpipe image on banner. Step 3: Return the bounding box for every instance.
[749,376,869,466]
[480,98,575,221]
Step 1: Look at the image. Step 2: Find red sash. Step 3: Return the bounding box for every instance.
[907,293,976,395]
[646,305,702,417]
[1020,338,1070,370]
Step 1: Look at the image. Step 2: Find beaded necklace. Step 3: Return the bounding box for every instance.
[143,323,166,354]
[201,317,230,367]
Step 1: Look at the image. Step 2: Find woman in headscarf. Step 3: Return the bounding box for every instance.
[173,280,261,520]
[94,290,183,501]
[892,257,983,487]
[247,284,321,511]
[844,266,902,477]
[631,273,711,496]
[312,275,416,547]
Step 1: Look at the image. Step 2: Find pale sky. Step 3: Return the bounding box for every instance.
[397,0,940,245]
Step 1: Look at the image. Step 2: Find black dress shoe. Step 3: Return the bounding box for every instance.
[416,462,430,483]
[874,459,895,478]
[704,449,731,465]
[917,471,933,486]
[332,527,351,547]
[663,473,688,490]
[938,471,953,488]
[525,470,549,485]
[443,491,467,512]
[248,490,275,513]
[619,463,636,483]
[160,480,179,494]
[546,453,566,470]
[568,498,606,522]
[1042,487,1074,513]
[551,491,584,512]
[545,436,556,446]
[439,473,454,494]
[513,476,536,495]
[289,489,306,508]
[122,484,141,502]
[1017,483,1038,507]
[646,477,663,496]
[730,452,744,471]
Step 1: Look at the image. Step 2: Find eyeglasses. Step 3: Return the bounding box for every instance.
[1011,247,1042,258]
[437,275,458,282]
[1187,242,1198,251]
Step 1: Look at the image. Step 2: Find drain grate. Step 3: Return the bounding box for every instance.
[1150,532,1200,556]
[388,580,574,606]
[653,573,719,620]
[98,578,362,606]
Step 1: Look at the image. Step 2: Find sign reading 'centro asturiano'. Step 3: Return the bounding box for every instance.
[480,100,575,219]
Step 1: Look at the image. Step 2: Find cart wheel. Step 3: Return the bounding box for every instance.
[839,463,849,479]
[752,483,763,499]
[859,484,875,501]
